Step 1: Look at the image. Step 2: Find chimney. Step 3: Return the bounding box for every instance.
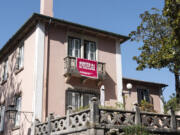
[40,0,53,17]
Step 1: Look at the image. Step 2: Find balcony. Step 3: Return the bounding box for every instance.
[64,56,106,84]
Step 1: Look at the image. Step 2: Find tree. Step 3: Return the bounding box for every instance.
[164,93,180,114]
[129,0,180,103]
[163,0,180,103]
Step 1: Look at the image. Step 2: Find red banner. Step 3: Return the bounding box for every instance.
[77,58,98,79]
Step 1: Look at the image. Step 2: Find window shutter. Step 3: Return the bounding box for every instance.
[0,106,5,132]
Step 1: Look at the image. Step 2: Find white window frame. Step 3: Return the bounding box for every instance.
[66,91,97,110]
[0,105,5,132]
[2,59,8,82]
[16,43,24,70]
[68,37,81,58]
[66,32,98,61]
[14,96,22,127]
[84,40,96,61]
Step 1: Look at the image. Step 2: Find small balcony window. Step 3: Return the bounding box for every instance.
[68,37,81,58]
[84,40,96,61]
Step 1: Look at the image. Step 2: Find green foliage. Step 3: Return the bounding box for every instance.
[99,102,125,110]
[129,3,180,103]
[115,102,125,110]
[164,93,180,113]
[140,100,156,113]
[123,125,151,135]
[73,105,89,112]
[129,8,173,71]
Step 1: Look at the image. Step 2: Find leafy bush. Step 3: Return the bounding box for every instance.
[164,93,180,114]
[140,100,156,113]
[123,125,151,135]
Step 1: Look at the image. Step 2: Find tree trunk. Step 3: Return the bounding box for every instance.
[175,73,180,104]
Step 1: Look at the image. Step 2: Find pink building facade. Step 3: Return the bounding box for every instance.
[0,0,166,134]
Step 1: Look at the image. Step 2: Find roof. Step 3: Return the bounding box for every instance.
[0,13,129,61]
[123,77,168,88]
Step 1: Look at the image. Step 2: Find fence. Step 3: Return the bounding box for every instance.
[35,97,180,135]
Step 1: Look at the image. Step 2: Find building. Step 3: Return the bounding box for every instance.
[0,0,168,134]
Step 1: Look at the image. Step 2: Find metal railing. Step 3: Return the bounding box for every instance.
[64,56,106,80]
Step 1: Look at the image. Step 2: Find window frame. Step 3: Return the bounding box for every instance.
[0,105,5,132]
[84,40,97,61]
[16,43,24,70]
[66,89,99,111]
[14,96,22,127]
[66,33,98,61]
[2,59,8,82]
[137,88,150,104]
[68,37,81,58]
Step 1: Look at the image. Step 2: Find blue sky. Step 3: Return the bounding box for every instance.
[0,0,173,101]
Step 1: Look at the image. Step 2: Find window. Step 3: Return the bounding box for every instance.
[66,91,96,110]
[0,105,5,132]
[14,96,22,127]
[137,89,150,104]
[84,40,96,61]
[16,44,24,70]
[67,37,97,61]
[68,37,81,58]
[2,59,8,82]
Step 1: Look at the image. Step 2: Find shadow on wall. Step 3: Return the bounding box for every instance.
[0,49,23,134]
[104,73,116,101]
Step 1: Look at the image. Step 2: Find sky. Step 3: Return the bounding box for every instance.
[0,0,174,101]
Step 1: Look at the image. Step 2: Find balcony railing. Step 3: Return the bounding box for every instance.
[35,98,180,135]
[64,56,106,80]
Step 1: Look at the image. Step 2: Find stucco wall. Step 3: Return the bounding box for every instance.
[123,79,162,113]
[98,38,118,106]
[46,25,67,117]
[46,25,119,116]
[0,29,36,135]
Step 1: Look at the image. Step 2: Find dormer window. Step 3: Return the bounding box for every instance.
[16,43,24,70]
[84,40,96,61]
[68,37,81,58]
